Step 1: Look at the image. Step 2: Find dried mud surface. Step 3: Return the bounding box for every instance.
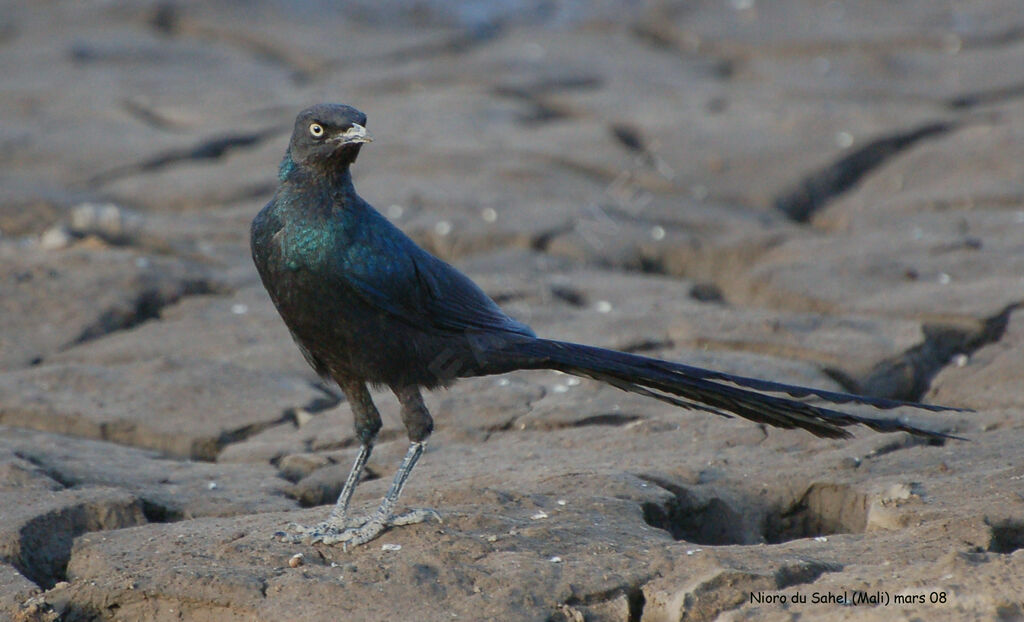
[2,2,1024,620]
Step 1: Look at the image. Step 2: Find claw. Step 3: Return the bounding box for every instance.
[277,507,441,549]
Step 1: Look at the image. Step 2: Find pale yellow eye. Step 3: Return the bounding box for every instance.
[309,123,324,137]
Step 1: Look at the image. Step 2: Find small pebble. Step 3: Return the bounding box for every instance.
[595,300,612,313]
[557,499,567,506]
[650,225,665,241]
[481,207,497,223]
[207,481,218,490]
[549,556,562,563]
[835,131,854,148]
[289,553,304,568]
[814,536,828,543]
[952,353,969,367]
[552,384,569,393]
[531,510,548,520]
[39,226,72,250]
[230,303,248,315]
[938,272,952,284]
[381,543,402,552]
[434,220,452,236]
[386,204,404,219]
[293,408,314,427]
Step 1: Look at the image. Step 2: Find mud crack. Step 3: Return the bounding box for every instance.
[775,121,957,222]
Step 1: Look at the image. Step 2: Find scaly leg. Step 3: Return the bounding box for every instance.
[314,440,440,548]
[313,386,440,548]
[276,380,383,542]
[276,383,439,548]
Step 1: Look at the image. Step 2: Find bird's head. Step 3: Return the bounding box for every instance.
[287,103,372,171]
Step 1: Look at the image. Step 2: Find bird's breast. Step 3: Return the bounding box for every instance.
[275,221,337,273]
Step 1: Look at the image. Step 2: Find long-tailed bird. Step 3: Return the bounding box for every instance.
[251,103,964,548]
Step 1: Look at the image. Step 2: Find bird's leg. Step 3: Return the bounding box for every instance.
[310,386,441,548]
[325,442,372,525]
[276,380,382,542]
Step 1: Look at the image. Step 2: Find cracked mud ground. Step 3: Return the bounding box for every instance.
[2,1,1024,620]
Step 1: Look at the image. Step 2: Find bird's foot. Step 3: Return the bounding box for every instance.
[275,508,441,549]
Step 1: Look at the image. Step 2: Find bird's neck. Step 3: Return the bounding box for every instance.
[280,151,356,192]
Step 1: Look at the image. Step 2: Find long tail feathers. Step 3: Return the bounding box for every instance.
[485,339,965,441]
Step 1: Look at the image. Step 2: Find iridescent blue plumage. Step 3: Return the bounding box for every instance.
[251,104,964,548]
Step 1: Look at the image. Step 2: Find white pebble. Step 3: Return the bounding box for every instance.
[231,303,249,315]
[39,226,71,250]
[207,481,218,490]
[952,353,969,367]
[531,511,548,520]
[387,204,404,219]
[835,131,854,148]
[381,543,402,551]
[557,499,567,506]
[595,300,613,313]
[288,553,304,568]
[481,207,497,223]
[552,384,569,393]
[100,203,122,230]
[549,556,563,563]
[434,220,452,236]
[938,272,952,284]
[70,203,99,230]
[686,548,703,555]
[293,408,314,427]
[650,225,666,241]
[814,536,828,542]
[565,377,581,386]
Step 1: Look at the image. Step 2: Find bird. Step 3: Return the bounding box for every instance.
[251,103,965,549]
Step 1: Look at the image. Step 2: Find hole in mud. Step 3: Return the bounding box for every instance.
[641,484,751,545]
[140,498,179,523]
[988,519,1024,554]
[763,483,867,543]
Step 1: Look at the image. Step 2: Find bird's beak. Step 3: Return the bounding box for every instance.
[333,123,373,145]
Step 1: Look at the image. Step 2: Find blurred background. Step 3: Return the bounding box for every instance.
[3,1,1024,619]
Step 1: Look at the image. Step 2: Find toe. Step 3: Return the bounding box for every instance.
[390,508,442,526]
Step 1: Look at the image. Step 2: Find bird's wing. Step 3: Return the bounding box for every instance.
[330,210,534,338]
